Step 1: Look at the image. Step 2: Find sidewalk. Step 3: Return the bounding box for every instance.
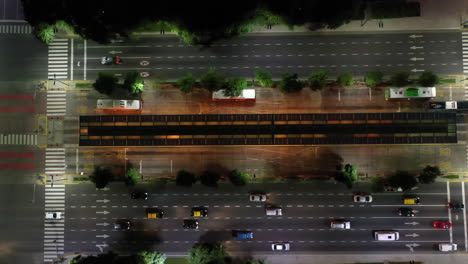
[250,0,468,34]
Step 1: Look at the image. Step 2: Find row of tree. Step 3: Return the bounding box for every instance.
[70,242,264,264]
[24,1,417,45]
[175,68,440,95]
[90,167,140,189]
[371,165,442,192]
[176,169,250,187]
[92,68,440,98]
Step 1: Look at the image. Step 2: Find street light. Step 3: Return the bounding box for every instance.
[124,148,128,172]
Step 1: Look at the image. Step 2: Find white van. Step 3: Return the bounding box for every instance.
[439,243,457,252]
[266,207,282,216]
[374,231,399,241]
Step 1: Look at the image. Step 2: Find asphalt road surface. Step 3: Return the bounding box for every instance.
[71,31,462,81]
[62,181,467,255]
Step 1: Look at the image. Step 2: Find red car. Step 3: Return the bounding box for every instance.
[433,221,452,229]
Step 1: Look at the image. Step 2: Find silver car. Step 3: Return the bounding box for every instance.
[353,194,373,203]
[330,220,351,230]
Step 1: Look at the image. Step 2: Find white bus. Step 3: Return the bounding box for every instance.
[385,87,436,100]
[212,89,256,101]
[97,100,142,110]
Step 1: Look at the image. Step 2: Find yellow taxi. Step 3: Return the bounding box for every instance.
[191,207,208,217]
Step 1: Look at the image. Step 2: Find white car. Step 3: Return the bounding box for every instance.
[272,242,290,251]
[439,243,457,252]
[330,220,351,230]
[353,194,373,203]
[250,194,267,202]
[45,212,61,219]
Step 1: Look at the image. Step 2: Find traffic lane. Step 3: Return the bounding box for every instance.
[225,240,439,253]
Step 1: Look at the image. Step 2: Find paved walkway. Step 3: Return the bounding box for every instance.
[251,0,468,34]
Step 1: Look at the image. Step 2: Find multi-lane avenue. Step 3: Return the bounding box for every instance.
[61,181,467,255]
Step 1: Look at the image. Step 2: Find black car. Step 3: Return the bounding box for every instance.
[448,202,464,210]
[183,219,199,229]
[114,220,131,230]
[398,207,415,217]
[131,191,148,200]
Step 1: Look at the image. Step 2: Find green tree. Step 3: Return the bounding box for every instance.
[390,71,410,87]
[334,164,358,189]
[125,168,140,186]
[93,72,119,95]
[278,73,303,93]
[228,170,249,186]
[136,251,166,264]
[200,171,221,187]
[364,70,384,87]
[225,77,247,97]
[419,165,441,184]
[418,71,439,87]
[176,170,197,187]
[337,72,354,87]
[124,71,144,94]
[308,70,328,90]
[200,68,226,92]
[89,166,114,189]
[177,72,197,93]
[33,23,55,44]
[187,243,228,264]
[387,170,418,191]
[371,176,385,193]
[255,69,274,87]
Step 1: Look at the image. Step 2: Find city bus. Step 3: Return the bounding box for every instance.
[385,87,436,100]
[97,99,142,114]
[212,89,256,101]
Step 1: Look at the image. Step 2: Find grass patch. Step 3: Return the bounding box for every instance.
[74,177,89,182]
[165,257,187,264]
[75,82,93,88]
[442,175,459,179]
[439,78,456,84]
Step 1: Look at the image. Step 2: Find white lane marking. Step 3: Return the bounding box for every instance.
[70,38,74,80]
[447,181,453,243]
[463,182,467,251]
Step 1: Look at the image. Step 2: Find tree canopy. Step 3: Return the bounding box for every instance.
[22,0,366,45]
[308,70,328,90]
[337,72,354,87]
[418,71,439,87]
[334,163,358,189]
[89,166,114,189]
[255,69,273,87]
[419,165,441,184]
[225,77,247,97]
[200,68,226,92]
[93,72,119,95]
[176,170,197,186]
[177,72,197,93]
[390,71,410,87]
[278,73,303,93]
[228,170,250,186]
[187,243,228,264]
[364,70,383,87]
[125,168,140,186]
[124,71,144,94]
[200,171,221,187]
[387,170,418,191]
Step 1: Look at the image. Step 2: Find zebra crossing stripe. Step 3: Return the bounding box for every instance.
[0,134,37,145]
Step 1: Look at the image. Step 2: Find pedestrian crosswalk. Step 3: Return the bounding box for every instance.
[0,134,37,145]
[462,32,468,98]
[48,39,69,80]
[0,23,32,34]
[45,148,66,175]
[43,183,65,263]
[47,90,67,116]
